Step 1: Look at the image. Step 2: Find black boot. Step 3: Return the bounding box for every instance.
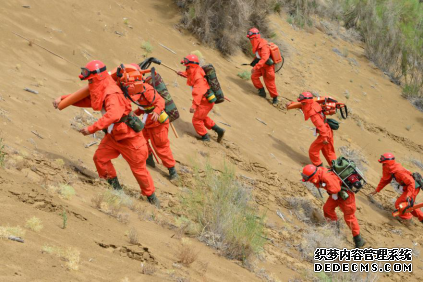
[201,133,210,142]
[147,192,160,208]
[146,153,155,168]
[258,88,266,98]
[168,166,178,180]
[212,125,225,143]
[107,177,122,191]
[272,97,278,104]
[353,234,365,248]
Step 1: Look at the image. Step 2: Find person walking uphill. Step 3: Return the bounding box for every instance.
[301,164,365,248]
[177,54,225,142]
[52,60,160,207]
[370,153,423,222]
[247,28,279,105]
[133,78,178,180]
[298,92,336,167]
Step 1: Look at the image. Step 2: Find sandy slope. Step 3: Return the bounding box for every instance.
[1,0,423,281]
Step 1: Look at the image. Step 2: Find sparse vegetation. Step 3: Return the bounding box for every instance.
[42,245,80,270]
[91,189,136,221]
[141,41,153,57]
[180,161,265,261]
[58,184,75,200]
[61,209,68,229]
[25,216,43,232]
[338,146,369,174]
[0,225,25,239]
[128,227,139,244]
[176,238,198,266]
[0,138,6,167]
[237,70,251,80]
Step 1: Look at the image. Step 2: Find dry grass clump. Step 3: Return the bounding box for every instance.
[91,190,135,222]
[176,238,198,266]
[0,225,25,239]
[338,145,369,174]
[177,0,271,55]
[140,262,157,275]
[42,245,80,270]
[180,161,265,261]
[128,227,139,245]
[25,217,43,232]
[285,197,326,224]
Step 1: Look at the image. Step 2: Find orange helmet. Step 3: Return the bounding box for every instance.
[301,164,318,182]
[297,92,314,102]
[79,60,107,80]
[379,153,395,164]
[247,27,260,39]
[181,54,199,67]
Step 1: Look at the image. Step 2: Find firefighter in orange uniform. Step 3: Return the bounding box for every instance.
[53,60,159,207]
[177,54,225,142]
[298,92,337,167]
[301,164,365,248]
[247,27,279,104]
[370,153,423,222]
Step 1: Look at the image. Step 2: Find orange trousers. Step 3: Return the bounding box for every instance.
[93,134,155,196]
[395,188,423,220]
[309,130,337,166]
[193,99,215,136]
[324,191,360,236]
[143,123,176,169]
[251,65,279,98]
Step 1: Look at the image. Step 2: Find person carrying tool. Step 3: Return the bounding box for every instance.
[301,164,365,248]
[370,153,423,222]
[132,77,178,180]
[52,60,160,207]
[298,92,336,167]
[246,27,280,105]
[177,54,225,142]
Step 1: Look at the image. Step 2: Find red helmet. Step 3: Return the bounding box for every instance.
[79,60,107,80]
[378,153,395,164]
[247,28,260,39]
[301,164,318,182]
[181,54,199,67]
[297,92,314,102]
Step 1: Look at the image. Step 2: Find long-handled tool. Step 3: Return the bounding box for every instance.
[147,141,160,164]
[392,202,423,217]
[170,123,179,138]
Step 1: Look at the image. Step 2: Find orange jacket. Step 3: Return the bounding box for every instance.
[376,162,415,197]
[133,83,166,128]
[181,65,210,110]
[61,87,137,141]
[313,167,342,195]
[302,101,331,140]
[252,38,271,71]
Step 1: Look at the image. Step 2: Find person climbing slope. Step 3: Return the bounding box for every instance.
[370,153,423,222]
[298,92,336,167]
[52,60,160,207]
[177,54,225,142]
[301,164,365,248]
[246,27,280,105]
[132,75,178,180]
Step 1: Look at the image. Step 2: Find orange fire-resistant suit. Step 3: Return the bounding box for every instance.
[181,65,216,136]
[376,161,423,220]
[60,73,155,196]
[250,37,279,98]
[301,99,336,166]
[133,83,176,169]
[313,167,361,236]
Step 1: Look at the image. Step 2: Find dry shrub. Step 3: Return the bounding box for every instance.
[176,239,198,266]
[0,225,25,239]
[25,217,43,232]
[91,193,104,209]
[338,146,368,174]
[128,227,139,244]
[285,197,326,224]
[140,262,157,275]
[42,245,80,270]
[177,0,272,55]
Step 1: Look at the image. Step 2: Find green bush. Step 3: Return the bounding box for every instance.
[180,161,265,261]
[237,70,252,80]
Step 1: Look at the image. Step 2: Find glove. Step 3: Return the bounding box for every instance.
[177,71,187,78]
[402,197,414,214]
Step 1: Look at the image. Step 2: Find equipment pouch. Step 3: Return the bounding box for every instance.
[339,190,349,200]
[205,90,217,103]
[125,112,144,133]
[265,58,274,66]
[158,111,169,124]
[250,57,260,67]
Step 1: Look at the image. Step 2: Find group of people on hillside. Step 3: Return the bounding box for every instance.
[52,28,422,249]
